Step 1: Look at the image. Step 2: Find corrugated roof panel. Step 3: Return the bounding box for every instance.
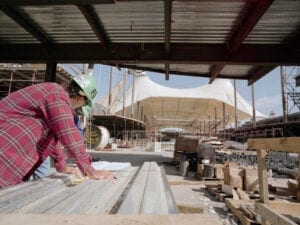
[22,5,99,43]
[172,1,245,43]
[245,0,300,44]
[170,64,210,74]
[221,65,253,76]
[0,11,39,43]
[128,64,165,71]
[94,1,165,43]
[125,64,211,76]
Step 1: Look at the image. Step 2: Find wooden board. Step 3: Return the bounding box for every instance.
[0,214,223,225]
[268,201,300,217]
[0,168,138,214]
[247,137,300,153]
[255,202,299,225]
[225,199,260,225]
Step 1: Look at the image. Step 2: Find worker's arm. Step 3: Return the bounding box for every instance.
[42,88,95,175]
[43,87,115,181]
[46,141,82,177]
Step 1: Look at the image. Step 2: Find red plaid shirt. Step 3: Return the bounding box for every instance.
[0,83,95,188]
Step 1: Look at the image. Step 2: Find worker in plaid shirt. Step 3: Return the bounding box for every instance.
[0,74,115,188]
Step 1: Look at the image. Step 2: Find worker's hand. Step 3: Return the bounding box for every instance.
[89,170,116,182]
[63,166,83,178]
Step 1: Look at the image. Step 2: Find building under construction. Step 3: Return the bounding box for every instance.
[0,1,300,225]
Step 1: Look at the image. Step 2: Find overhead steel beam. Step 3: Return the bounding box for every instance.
[114,64,272,81]
[0,6,53,45]
[229,0,273,52]
[78,5,110,48]
[0,43,299,65]
[208,0,273,83]
[45,62,57,82]
[209,65,225,84]
[0,0,116,6]
[247,66,276,85]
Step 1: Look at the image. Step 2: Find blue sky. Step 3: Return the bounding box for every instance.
[65,64,299,118]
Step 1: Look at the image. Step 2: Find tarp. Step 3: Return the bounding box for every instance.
[97,75,266,130]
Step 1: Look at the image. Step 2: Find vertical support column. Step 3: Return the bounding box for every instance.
[131,74,135,118]
[208,116,211,136]
[8,70,13,95]
[233,80,238,129]
[199,121,202,135]
[108,66,114,114]
[45,62,57,82]
[257,149,270,225]
[222,102,226,139]
[251,84,256,127]
[122,69,127,117]
[280,66,288,123]
[257,149,269,204]
[136,101,140,121]
[214,107,217,134]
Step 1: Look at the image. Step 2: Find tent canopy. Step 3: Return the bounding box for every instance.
[97,75,265,131]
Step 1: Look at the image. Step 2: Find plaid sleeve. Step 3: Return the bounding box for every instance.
[42,88,95,176]
[48,143,68,172]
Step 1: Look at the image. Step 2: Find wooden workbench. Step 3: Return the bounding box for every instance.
[248,137,300,225]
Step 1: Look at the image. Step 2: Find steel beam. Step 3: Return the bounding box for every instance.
[0,43,299,65]
[77,5,110,47]
[229,0,274,52]
[208,0,273,83]
[247,66,276,85]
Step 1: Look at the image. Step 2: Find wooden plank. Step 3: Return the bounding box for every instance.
[160,166,178,214]
[247,137,300,153]
[0,169,137,215]
[0,214,223,225]
[117,162,151,214]
[256,149,269,205]
[225,199,260,225]
[255,202,298,225]
[0,175,70,213]
[0,173,71,199]
[140,162,168,214]
[86,167,138,214]
[268,201,300,217]
[222,184,239,200]
[22,178,94,213]
[236,188,250,201]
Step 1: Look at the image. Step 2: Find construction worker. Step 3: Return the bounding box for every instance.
[0,74,115,188]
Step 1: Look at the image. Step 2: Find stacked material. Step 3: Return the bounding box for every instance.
[118,162,178,214]
[0,167,137,214]
[174,137,199,162]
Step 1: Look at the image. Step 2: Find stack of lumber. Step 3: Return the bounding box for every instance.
[0,167,137,214]
[117,162,178,214]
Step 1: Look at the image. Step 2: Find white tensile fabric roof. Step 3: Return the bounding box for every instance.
[97,75,266,130]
